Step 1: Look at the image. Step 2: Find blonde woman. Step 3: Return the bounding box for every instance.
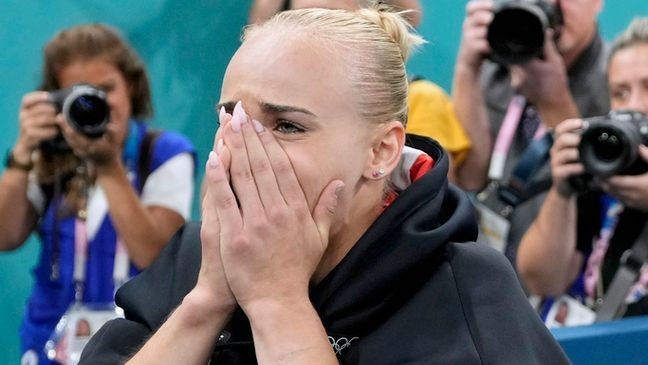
[81,7,566,364]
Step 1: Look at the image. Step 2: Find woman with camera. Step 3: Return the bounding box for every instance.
[517,18,648,326]
[0,24,195,364]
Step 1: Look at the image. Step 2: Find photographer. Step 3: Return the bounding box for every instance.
[452,0,609,259]
[0,24,195,364]
[517,18,648,325]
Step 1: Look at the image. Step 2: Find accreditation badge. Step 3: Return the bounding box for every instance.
[474,201,510,253]
[545,295,595,329]
[44,303,123,365]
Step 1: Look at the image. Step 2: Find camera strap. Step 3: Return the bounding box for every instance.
[486,95,553,209]
[497,132,553,208]
[595,220,648,322]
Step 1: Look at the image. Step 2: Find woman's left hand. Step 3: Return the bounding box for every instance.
[57,114,121,168]
[213,102,344,312]
[603,145,648,211]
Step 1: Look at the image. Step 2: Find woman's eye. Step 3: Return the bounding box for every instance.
[273,120,305,134]
[611,88,630,101]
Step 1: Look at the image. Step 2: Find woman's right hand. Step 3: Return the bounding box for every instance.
[192,110,236,313]
[456,0,494,73]
[15,91,60,161]
[550,118,585,198]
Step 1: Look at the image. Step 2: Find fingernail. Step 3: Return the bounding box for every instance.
[207,151,220,168]
[219,106,226,123]
[235,101,247,123]
[216,139,224,155]
[252,119,265,133]
[231,101,245,133]
[334,183,345,199]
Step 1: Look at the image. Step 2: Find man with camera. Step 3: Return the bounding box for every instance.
[452,0,609,260]
[517,18,648,325]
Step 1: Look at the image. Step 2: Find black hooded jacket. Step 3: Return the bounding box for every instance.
[80,140,568,364]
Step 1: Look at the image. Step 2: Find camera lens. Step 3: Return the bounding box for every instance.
[580,123,635,178]
[69,95,109,128]
[488,7,545,64]
[590,132,623,162]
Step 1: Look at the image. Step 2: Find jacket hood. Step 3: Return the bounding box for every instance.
[312,138,478,336]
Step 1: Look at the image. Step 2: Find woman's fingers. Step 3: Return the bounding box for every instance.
[241,119,286,211]
[225,102,264,216]
[312,180,344,241]
[255,121,308,209]
[206,150,243,236]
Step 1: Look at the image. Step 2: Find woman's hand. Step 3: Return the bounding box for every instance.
[57,114,122,169]
[213,102,344,312]
[14,91,60,163]
[550,118,585,198]
[602,145,648,211]
[193,109,237,312]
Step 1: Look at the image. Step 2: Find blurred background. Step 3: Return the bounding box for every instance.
[0,0,646,363]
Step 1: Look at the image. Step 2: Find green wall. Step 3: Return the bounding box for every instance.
[0,1,646,363]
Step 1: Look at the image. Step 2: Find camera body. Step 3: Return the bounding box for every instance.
[48,84,110,139]
[487,0,563,65]
[578,110,648,178]
[40,84,110,153]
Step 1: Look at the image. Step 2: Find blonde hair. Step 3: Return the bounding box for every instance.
[243,3,425,126]
[609,17,648,65]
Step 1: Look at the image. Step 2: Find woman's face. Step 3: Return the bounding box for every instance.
[219,31,375,215]
[608,43,648,114]
[57,58,132,145]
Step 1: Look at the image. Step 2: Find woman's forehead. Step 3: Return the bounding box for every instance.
[223,32,351,101]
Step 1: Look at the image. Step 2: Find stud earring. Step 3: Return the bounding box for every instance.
[372,168,385,178]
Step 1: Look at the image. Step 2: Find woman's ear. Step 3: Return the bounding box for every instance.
[364,121,405,180]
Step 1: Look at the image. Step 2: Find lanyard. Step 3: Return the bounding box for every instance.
[72,219,131,302]
[489,95,526,181]
[488,96,548,181]
[583,195,624,303]
[484,96,552,210]
[53,120,141,299]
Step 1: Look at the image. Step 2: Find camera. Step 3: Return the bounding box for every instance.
[49,84,110,138]
[578,110,648,178]
[487,0,563,65]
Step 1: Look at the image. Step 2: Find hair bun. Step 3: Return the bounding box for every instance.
[357,3,425,62]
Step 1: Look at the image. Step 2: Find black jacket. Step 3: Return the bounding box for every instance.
[80,141,568,364]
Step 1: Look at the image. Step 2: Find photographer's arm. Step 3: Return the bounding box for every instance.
[94,157,187,269]
[517,119,585,296]
[451,0,494,191]
[58,119,189,269]
[0,92,59,250]
[517,188,583,296]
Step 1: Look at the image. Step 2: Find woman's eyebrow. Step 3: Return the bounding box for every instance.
[259,101,316,116]
[215,101,237,113]
[215,100,317,117]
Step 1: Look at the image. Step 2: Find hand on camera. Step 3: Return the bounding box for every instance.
[550,119,585,198]
[57,114,120,169]
[602,145,648,211]
[510,29,572,125]
[14,91,60,164]
[456,0,494,73]
[202,102,343,316]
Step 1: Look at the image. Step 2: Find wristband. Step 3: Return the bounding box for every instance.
[5,150,33,171]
